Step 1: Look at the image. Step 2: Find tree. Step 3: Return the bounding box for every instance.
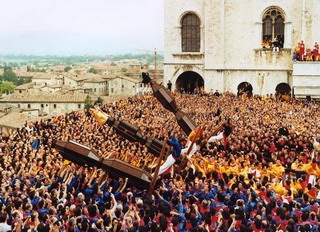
[0,81,15,95]
[94,97,104,106]
[84,95,94,110]
[88,67,98,74]
[1,68,18,85]
[120,67,128,72]
[64,66,72,72]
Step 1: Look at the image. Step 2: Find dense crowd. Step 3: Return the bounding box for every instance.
[292,41,319,62]
[0,91,320,232]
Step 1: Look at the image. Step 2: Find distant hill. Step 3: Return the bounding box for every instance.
[0,54,164,67]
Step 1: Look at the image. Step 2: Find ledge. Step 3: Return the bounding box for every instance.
[172,52,204,59]
[254,48,292,52]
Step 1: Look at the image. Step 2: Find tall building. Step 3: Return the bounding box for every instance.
[163,0,320,98]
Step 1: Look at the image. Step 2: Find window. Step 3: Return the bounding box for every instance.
[53,104,57,109]
[27,104,31,108]
[41,104,44,108]
[262,8,285,48]
[181,13,200,52]
[78,104,81,109]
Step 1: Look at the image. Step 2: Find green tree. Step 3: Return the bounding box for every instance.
[84,95,94,110]
[64,66,72,72]
[2,68,18,85]
[120,67,128,72]
[88,67,98,74]
[95,96,103,106]
[0,81,15,95]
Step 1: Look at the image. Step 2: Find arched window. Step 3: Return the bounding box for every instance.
[262,8,285,48]
[181,13,200,52]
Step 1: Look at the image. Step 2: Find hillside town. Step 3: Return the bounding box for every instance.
[0,55,164,131]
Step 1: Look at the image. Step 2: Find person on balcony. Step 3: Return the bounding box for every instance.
[305,49,313,61]
[299,40,305,61]
[271,36,280,52]
[313,42,319,61]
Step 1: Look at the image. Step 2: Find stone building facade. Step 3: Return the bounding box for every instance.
[0,92,91,116]
[163,0,320,97]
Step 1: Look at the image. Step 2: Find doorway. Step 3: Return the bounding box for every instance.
[237,82,253,97]
[175,71,204,94]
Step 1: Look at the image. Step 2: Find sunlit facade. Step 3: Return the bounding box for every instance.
[164,0,320,98]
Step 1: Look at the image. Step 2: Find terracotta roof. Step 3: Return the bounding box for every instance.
[40,85,62,89]
[14,82,34,90]
[0,110,51,129]
[101,74,122,80]
[83,76,107,83]
[92,65,119,71]
[120,76,142,83]
[32,73,56,79]
[14,70,34,78]
[50,65,67,71]
[71,66,87,71]
[64,73,101,81]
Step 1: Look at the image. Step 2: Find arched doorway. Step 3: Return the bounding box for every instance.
[237,82,253,97]
[175,71,204,94]
[275,82,291,101]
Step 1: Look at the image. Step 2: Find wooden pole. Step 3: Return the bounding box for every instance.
[148,141,169,197]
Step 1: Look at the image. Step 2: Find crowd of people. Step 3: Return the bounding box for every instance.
[292,41,319,62]
[0,91,320,231]
[261,37,320,62]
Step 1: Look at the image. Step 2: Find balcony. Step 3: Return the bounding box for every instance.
[254,48,292,68]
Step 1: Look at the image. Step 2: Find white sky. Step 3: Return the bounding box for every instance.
[0,0,164,56]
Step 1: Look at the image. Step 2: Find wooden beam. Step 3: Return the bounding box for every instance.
[148,141,169,196]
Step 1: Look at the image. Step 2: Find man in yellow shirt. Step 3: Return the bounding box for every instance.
[181,128,203,159]
[269,160,285,180]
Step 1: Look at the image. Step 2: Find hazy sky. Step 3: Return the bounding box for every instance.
[0,0,164,56]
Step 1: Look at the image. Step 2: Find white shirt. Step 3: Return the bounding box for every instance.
[0,222,11,232]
